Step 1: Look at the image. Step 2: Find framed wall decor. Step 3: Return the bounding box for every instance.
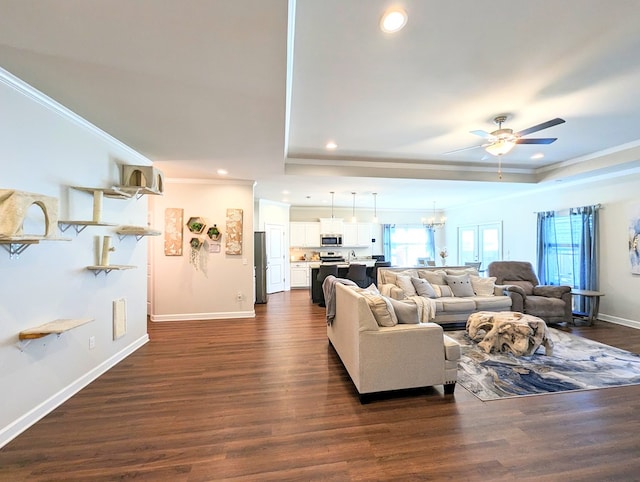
[225,208,243,255]
[164,208,184,256]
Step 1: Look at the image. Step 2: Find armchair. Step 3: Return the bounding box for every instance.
[488,261,572,324]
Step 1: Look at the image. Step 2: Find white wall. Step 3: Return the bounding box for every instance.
[0,70,150,447]
[148,179,255,321]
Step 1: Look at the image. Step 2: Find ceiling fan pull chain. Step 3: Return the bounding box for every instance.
[498,157,502,180]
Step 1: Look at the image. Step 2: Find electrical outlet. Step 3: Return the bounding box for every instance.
[89,336,96,349]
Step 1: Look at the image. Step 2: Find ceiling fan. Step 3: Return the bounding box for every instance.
[447,115,566,157]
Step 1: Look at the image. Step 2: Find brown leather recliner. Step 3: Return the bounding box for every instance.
[487,261,572,324]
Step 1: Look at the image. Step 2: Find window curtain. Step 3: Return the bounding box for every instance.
[572,205,599,314]
[425,226,436,261]
[382,224,392,262]
[536,211,558,285]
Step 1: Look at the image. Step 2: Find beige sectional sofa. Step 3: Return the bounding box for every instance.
[327,282,460,401]
[377,266,512,327]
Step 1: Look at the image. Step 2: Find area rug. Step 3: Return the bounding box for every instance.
[447,328,640,401]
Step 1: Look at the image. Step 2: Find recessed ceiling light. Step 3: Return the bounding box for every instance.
[282,190,290,195]
[531,153,545,160]
[380,7,407,33]
[325,141,338,150]
[217,169,228,175]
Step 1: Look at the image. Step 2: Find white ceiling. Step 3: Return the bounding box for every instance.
[1,0,640,210]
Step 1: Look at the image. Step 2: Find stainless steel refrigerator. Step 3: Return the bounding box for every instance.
[254,231,268,304]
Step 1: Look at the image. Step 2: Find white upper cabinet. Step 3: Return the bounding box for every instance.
[290,222,321,247]
[319,218,344,234]
[342,223,372,247]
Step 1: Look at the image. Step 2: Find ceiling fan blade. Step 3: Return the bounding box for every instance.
[443,144,484,154]
[470,129,493,139]
[516,138,558,145]
[515,118,565,137]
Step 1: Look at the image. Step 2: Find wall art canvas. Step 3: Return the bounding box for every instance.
[629,203,640,274]
[164,208,184,256]
[225,208,243,255]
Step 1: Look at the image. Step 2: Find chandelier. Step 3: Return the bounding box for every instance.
[422,202,446,229]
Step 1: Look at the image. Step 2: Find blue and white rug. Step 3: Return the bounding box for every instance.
[448,328,640,401]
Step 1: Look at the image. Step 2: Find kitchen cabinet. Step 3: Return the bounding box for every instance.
[290,261,310,288]
[290,222,320,247]
[319,218,344,235]
[342,222,372,247]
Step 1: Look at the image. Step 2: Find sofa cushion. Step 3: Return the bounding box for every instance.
[358,290,398,327]
[470,275,497,296]
[411,277,437,298]
[473,295,512,311]
[445,274,475,297]
[445,267,479,277]
[438,297,476,312]
[395,275,417,296]
[387,298,420,324]
[418,269,447,285]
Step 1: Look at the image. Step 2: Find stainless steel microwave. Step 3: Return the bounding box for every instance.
[321,234,343,247]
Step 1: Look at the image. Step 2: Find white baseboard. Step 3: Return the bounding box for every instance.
[598,313,640,329]
[0,334,149,449]
[150,310,255,322]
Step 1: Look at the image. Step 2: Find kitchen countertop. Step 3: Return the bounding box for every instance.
[309,259,377,268]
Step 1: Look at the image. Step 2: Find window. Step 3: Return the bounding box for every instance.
[537,205,599,314]
[383,225,435,266]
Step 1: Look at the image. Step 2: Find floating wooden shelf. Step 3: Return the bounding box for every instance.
[113,186,162,199]
[0,236,71,258]
[70,186,133,199]
[86,264,136,276]
[116,225,162,240]
[19,318,94,340]
[58,220,118,234]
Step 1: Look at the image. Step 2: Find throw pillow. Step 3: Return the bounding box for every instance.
[381,269,418,285]
[387,297,420,324]
[445,274,475,297]
[395,275,417,296]
[359,291,398,327]
[411,277,437,298]
[432,284,453,297]
[470,275,497,296]
[418,269,447,286]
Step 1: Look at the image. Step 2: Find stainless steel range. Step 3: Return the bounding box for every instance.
[319,251,345,263]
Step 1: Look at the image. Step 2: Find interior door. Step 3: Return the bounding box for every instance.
[265,223,285,293]
[457,222,502,269]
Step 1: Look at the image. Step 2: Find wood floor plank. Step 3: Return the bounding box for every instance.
[1,290,640,481]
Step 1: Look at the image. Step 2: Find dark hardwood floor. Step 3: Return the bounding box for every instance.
[2,290,640,481]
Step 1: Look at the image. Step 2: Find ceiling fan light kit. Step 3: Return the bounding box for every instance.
[380,7,407,33]
[485,138,516,156]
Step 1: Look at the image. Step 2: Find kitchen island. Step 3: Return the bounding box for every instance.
[309,260,377,304]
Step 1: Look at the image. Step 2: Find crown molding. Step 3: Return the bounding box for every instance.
[0,66,151,165]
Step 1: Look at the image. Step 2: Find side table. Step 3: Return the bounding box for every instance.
[571,289,604,326]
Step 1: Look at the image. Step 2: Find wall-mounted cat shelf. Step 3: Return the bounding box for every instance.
[18,317,94,350]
